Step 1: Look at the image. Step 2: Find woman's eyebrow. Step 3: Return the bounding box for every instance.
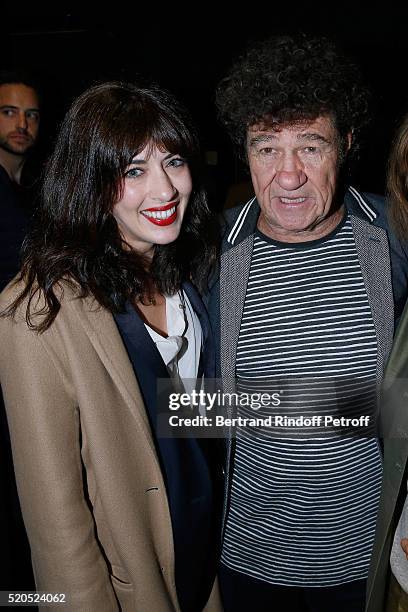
[130,153,179,163]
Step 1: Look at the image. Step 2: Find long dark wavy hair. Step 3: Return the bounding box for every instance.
[388,112,408,239]
[4,81,217,332]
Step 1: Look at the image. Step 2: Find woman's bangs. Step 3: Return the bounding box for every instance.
[121,111,191,164]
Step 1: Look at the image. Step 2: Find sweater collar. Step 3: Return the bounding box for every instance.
[226,185,378,247]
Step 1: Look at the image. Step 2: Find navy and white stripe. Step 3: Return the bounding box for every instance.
[221,216,382,586]
[226,197,256,245]
[348,186,377,223]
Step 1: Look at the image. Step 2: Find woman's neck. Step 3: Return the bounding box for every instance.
[135,291,167,337]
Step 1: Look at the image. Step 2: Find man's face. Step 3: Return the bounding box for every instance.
[247,115,348,242]
[0,83,40,157]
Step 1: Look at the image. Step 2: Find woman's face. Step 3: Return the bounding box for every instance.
[112,144,192,257]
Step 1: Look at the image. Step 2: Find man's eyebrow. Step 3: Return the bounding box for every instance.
[297,132,331,144]
[0,105,40,112]
[248,134,278,146]
[248,133,332,147]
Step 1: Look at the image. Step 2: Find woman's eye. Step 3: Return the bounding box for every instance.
[303,146,318,154]
[124,167,143,178]
[167,157,187,168]
[259,147,275,156]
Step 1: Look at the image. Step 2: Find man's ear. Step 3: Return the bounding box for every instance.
[346,131,353,152]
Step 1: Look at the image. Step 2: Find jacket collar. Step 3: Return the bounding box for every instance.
[183,281,215,379]
[69,283,215,410]
[68,293,157,451]
[113,281,216,381]
[225,185,379,248]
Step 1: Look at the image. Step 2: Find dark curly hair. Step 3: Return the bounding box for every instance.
[216,34,371,164]
[4,81,218,332]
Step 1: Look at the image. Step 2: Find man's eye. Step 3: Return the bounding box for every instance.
[124,167,143,178]
[303,146,318,154]
[259,147,275,155]
[1,109,15,117]
[26,111,40,122]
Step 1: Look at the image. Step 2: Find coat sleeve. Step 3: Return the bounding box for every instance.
[0,314,119,612]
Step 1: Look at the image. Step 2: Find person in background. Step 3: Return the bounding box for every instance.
[0,68,41,593]
[208,34,408,612]
[367,113,408,612]
[0,69,41,290]
[0,81,221,612]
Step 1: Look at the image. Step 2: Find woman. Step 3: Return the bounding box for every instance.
[0,82,221,611]
[366,113,408,612]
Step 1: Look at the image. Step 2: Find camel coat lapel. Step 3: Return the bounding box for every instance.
[70,295,158,453]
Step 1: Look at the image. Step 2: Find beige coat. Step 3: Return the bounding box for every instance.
[0,281,222,612]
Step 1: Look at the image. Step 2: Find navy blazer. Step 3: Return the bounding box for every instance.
[113,282,219,612]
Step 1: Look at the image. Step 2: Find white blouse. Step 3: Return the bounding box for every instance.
[144,291,202,394]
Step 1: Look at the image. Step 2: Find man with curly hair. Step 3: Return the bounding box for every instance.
[208,35,408,611]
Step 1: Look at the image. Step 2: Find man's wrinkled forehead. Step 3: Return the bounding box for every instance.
[0,83,40,111]
[246,115,339,147]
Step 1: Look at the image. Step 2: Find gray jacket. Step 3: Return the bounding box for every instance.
[206,185,408,611]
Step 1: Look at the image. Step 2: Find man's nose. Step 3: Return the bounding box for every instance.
[16,111,28,131]
[276,154,307,190]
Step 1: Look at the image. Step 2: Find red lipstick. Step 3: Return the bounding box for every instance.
[141,201,178,226]
[143,201,178,212]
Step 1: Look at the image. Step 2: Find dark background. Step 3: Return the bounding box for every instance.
[2,4,408,600]
[3,4,408,207]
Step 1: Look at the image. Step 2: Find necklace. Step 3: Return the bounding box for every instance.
[178,289,186,311]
